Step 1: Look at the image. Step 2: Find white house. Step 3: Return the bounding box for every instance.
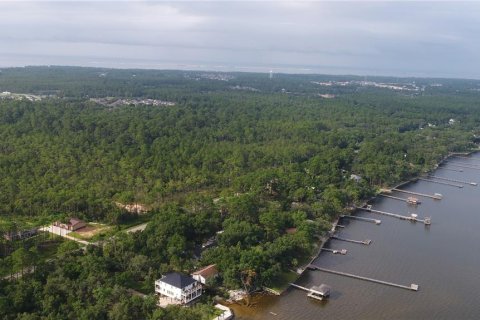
[350,174,362,182]
[192,264,219,285]
[155,273,202,305]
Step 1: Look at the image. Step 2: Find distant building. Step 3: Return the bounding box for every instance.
[285,227,298,235]
[155,272,202,304]
[201,236,217,250]
[192,264,219,285]
[350,174,362,182]
[449,118,456,125]
[54,218,86,231]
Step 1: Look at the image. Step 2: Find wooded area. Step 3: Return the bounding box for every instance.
[1,67,479,319]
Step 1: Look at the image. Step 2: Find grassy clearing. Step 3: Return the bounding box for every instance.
[69,223,112,240]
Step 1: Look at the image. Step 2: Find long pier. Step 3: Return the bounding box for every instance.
[331,235,371,245]
[308,266,419,291]
[453,156,480,164]
[340,215,381,225]
[417,177,463,188]
[428,175,477,186]
[378,194,409,203]
[445,163,480,171]
[357,207,430,225]
[438,167,463,172]
[289,283,311,292]
[392,188,442,200]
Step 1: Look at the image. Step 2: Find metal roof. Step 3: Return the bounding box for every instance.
[160,272,197,289]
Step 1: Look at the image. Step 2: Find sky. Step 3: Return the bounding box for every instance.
[0,1,480,78]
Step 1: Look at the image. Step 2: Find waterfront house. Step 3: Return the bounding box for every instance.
[192,264,218,285]
[155,272,202,305]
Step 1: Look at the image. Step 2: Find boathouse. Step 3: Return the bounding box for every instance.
[307,284,331,301]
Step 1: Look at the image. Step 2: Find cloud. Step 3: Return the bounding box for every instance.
[0,1,479,78]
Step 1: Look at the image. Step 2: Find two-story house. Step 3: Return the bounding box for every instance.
[155,272,202,305]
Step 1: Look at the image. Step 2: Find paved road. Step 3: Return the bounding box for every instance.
[41,225,91,246]
[125,223,148,233]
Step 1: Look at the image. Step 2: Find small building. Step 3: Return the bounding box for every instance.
[155,272,202,305]
[285,227,297,235]
[350,174,362,182]
[201,236,217,250]
[192,264,219,285]
[307,284,331,301]
[54,218,86,231]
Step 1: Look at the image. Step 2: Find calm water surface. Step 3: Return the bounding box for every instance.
[232,155,480,320]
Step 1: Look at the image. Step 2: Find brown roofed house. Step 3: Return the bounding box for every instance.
[192,264,219,285]
[285,227,297,235]
[54,218,86,231]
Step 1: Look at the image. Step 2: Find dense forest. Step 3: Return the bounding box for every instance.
[1,67,479,319]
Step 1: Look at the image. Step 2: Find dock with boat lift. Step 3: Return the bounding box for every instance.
[428,175,477,186]
[418,177,463,188]
[289,283,332,300]
[378,194,421,204]
[357,206,431,225]
[321,248,348,255]
[392,188,442,200]
[307,266,419,292]
[340,215,381,225]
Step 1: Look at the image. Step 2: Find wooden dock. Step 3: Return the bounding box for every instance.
[392,188,442,200]
[428,175,477,186]
[331,235,371,245]
[438,167,463,172]
[289,283,331,300]
[453,156,480,164]
[418,177,463,188]
[378,194,409,203]
[340,215,381,225]
[357,207,431,225]
[289,283,311,292]
[445,163,480,171]
[379,194,421,205]
[308,266,419,291]
[321,248,348,255]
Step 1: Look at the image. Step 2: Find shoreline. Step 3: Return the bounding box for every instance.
[267,147,479,296]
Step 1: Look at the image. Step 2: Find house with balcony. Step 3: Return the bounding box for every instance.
[155,272,202,306]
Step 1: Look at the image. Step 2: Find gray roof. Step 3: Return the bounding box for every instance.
[311,284,331,295]
[161,272,197,289]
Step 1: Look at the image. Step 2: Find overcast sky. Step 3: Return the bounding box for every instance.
[1,1,479,78]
